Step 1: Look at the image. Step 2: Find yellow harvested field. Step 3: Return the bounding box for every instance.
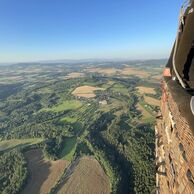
[151,75,162,80]
[72,85,105,98]
[56,156,110,194]
[136,86,156,95]
[85,67,150,78]
[65,72,85,79]
[144,96,160,106]
[21,149,68,194]
[120,68,150,78]
[107,80,115,85]
[14,68,42,73]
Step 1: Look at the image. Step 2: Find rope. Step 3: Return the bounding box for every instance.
[182,0,192,9]
[172,13,187,88]
[172,0,193,89]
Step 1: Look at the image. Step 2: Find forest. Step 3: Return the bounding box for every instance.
[0,149,28,194]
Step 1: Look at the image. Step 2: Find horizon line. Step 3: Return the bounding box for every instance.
[0,57,168,65]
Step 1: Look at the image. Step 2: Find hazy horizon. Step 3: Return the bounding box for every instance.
[0,57,167,65]
[0,0,182,63]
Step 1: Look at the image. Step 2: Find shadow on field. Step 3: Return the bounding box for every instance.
[21,149,51,194]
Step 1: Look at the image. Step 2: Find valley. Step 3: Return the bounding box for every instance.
[0,60,164,194]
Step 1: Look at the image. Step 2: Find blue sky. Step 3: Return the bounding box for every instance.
[0,0,182,62]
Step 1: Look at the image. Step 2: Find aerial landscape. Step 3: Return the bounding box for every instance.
[0,0,187,193]
[0,60,164,194]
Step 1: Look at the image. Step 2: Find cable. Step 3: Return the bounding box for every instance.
[172,1,193,89]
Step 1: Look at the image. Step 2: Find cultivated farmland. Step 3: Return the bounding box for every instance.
[85,67,120,75]
[56,156,110,194]
[120,67,150,78]
[65,72,85,79]
[21,149,68,194]
[136,103,152,121]
[144,96,160,106]
[72,85,105,98]
[136,86,156,95]
[0,60,163,194]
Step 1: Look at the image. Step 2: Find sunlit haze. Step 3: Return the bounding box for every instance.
[0,0,182,63]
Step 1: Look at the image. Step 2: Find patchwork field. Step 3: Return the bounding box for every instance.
[0,60,163,194]
[56,156,110,194]
[85,67,150,78]
[21,149,68,194]
[72,85,105,98]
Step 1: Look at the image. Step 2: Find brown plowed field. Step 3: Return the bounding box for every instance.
[21,149,68,194]
[56,156,110,194]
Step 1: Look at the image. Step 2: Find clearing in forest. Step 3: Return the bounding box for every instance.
[136,103,152,121]
[42,100,82,112]
[72,85,105,98]
[0,138,43,152]
[56,156,110,194]
[60,117,77,123]
[21,149,68,194]
[59,137,77,161]
[144,96,160,106]
[136,86,156,95]
[111,83,129,96]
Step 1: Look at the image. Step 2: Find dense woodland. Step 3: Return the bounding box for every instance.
[0,149,27,194]
[0,61,163,194]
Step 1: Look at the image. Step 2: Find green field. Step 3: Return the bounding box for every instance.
[0,111,5,116]
[60,117,77,123]
[41,100,82,113]
[59,137,77,161]
[0,138,43,152]
[111,83,129,96]
[35,87,52,94]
